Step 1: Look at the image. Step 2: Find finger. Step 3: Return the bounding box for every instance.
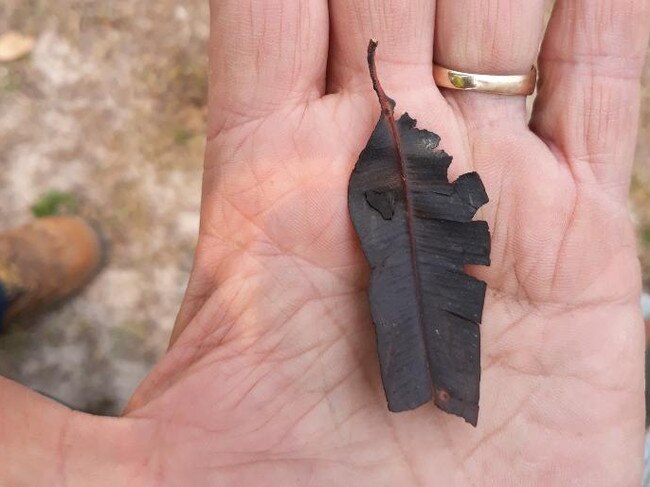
[207,0,329,136]
[174,0,329,346]
[433,0,546,118]
[530,0,650,201]
[0,377,151,485]
[327,0,436,92]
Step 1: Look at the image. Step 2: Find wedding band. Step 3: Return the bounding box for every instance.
[432,64,537,96]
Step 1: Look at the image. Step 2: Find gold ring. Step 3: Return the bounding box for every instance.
[432,64,537,96]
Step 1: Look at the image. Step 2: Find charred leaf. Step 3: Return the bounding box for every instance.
[348,40,491,426]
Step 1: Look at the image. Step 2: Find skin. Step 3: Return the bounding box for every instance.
[2,0,650,485]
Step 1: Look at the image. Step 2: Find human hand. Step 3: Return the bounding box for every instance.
[3,1,650,486]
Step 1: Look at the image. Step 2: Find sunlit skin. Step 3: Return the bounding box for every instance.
[2,1,650,486]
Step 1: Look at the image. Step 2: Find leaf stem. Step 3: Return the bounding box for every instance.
[367,39,394,118]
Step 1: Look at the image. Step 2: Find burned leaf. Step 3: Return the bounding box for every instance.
[348,40,490,426]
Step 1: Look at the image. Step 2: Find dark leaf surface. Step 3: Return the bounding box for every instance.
[348,41,490,426]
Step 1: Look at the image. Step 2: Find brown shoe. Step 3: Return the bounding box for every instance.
[0,216,104,327]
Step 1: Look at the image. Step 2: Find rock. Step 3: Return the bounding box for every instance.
[0,31,35,62]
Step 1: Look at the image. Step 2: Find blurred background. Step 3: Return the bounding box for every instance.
[0,1,648,415]
[0,0,208,414]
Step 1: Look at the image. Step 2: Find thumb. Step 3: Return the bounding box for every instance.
[0,377,155,486]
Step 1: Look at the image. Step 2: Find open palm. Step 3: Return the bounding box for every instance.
[3,1,650,486]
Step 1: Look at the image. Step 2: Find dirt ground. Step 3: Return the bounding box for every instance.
[0,1,649,415]
[0,0,208,414]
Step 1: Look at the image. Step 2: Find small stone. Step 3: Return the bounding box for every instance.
[0,31,35,63]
